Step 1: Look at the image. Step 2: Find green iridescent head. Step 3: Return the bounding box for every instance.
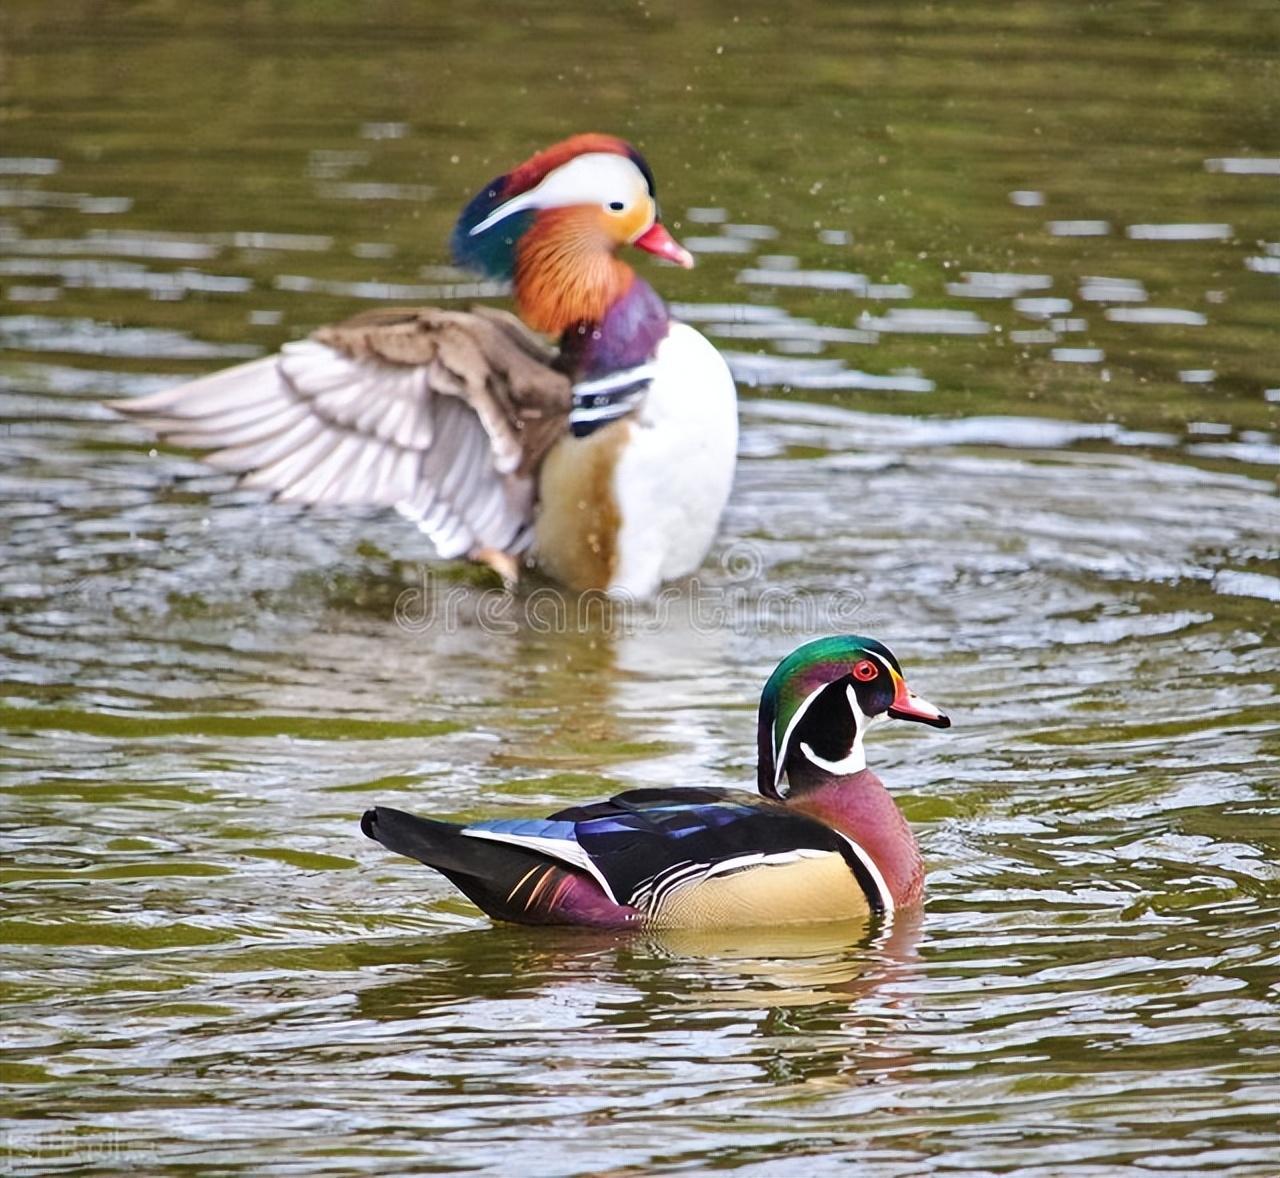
[756,635,950,798]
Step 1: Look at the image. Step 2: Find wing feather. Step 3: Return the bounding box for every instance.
[549,788,888,917]
[108,306,572,560]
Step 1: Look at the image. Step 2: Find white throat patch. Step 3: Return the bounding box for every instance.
[798,684,869,776]
[776,683,872,795]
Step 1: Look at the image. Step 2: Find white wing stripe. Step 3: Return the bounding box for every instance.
[460,829,621,905]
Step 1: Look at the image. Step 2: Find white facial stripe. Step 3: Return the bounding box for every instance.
[469,152,649,237]
[846,681,869,722]
[773,681,826,793]
[865,650,897,678]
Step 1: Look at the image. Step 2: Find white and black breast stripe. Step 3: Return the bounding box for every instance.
[569,363,655,437]
[832,833,894,919]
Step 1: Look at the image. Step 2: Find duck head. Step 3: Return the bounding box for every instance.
[451,133,691,338]
[756,635,949,799]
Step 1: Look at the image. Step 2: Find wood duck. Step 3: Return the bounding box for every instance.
[362,636,950,929]
[109,134,738,598]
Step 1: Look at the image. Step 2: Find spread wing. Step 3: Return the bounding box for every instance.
[108,306,573,560]
[463,788,887,917]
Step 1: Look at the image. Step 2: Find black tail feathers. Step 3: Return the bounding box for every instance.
[360,806,472,871]
[361,805,567,924]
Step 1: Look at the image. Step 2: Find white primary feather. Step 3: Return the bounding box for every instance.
[117,339,535,560]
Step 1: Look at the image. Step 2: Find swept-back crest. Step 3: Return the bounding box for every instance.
[452,134,655,279]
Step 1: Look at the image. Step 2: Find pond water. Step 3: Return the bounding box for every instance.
[2,3,1278,1175]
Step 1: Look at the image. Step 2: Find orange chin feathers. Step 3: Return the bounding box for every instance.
[514,207,636,336]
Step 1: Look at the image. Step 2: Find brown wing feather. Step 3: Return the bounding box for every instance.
[109,306,573,561]
[312,306,569,477]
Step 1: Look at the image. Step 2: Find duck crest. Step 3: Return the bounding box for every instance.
[451,133,651,284]
[505,133,654,201]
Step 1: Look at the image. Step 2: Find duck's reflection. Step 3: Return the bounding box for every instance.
[644,907,923,1009]
[355,905,923,1020]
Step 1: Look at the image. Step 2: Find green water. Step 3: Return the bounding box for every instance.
[2,2,1278,1175]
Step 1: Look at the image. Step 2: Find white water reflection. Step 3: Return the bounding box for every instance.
[1127,222,1233,241]
[1014,297,1073,317]
[0,156,61,175]
[1079,276,1148,302]
[858,308,990,335]
[0,187,132,213]
[946,272,1053,298]
[722,223,780,240]
[1047,220,1112,236]
[725,352,933,391]
[273,274,507,300]
[1051,346,1105,363]
[670,302,790,323]
[682,235,755,253]
[1,233,220,259]
[1106,307,1208,326]
[1204,156,1280,174]
[704,321,876,345]
[0,316,260,359]
[314,181,435,202]
[737,267,869,292]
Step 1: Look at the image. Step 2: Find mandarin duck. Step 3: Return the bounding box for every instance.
[109,134,738,597]
[362,636,950,929]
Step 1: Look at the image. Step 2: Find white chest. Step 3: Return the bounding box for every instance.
[607,323,738,596]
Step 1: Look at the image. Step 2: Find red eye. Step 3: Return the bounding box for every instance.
[852,660,878,682]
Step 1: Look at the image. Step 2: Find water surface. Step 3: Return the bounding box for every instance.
[2,3,1278,1175]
